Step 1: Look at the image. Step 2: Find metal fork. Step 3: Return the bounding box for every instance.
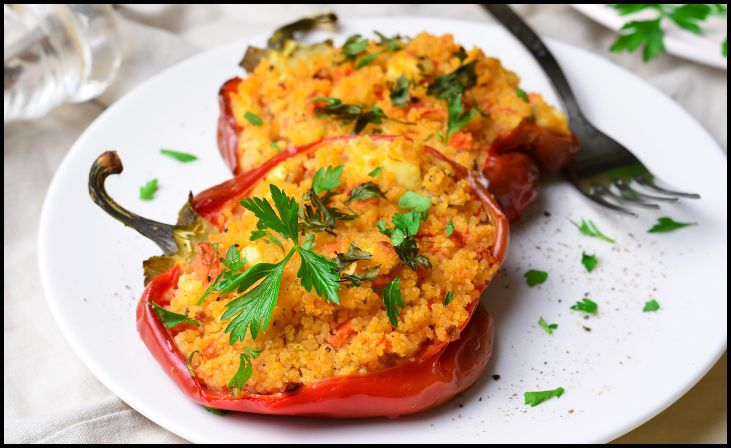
[483,5,700,216]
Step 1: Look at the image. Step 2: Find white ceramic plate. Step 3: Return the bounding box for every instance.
[572,4,727,70]
[39,18,727,443]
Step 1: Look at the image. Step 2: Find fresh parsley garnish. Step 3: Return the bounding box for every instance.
[445,218,455,237]
[570,298,598,315]
[609,4,728,61]
[312,165,344,194]
[354,31,402,68]
[427,60,477,100]
[340,34,369,63]
[446,93,477,141]
[643,299,660,312]
[139,178,158,201]
[150,302,199,328]
[538,316,558,335]
[203,406,226,416]
[524,387,565,407]
[196,245,247,305]
[347,182,386,203]
[572,219,615,243]
[216,185,341,344]
[377,212,432,270]
[382,277,405,327]
[443,290,454,305]
[333,244,381,287]
[160,149,198,163]
[647,217,696,233]
[311,97,387,134]
[390,75,411,106]
[250,228,284,252]
[398,191,432,219]
[244,111,263,126]
[186,350,201,376]
[581,252,598,272]
[524,269,548,287]
[515,87,529,102]
[227,347,262,389]
[368,166,382,177]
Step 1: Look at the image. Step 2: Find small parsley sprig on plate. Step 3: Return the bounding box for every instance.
[581,252,598,272]
[151,302,199,328]
[538,316,558,335]
[571,297,598,315]
[524,269,548,287]
[643,299,661,312]
[139,178,158,201]
[609,4,728,62]
[647,217,696,233]
[524,387,565,407]
[160,149,198,163]
[572,219,615,243]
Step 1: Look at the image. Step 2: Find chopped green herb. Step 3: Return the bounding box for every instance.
[571,298,598,315]
[347,182,386,203]
[390,75,411,106]
[203,406,226,416]
[443,290,454,305]
[333,244,380,287]
[446,93,477,140]
[572,219,615,243]
[524,387,565,407]
[445,218,455,237]
[382,277,405,327]
[227,348,262,389]
[186,350,201,376]
[524,269,548,287]
[398,191,432,219]
[150,302,199,328]
[427,60,477,101]
[299,188,358,235]
[160,149,198,163]
[312,165,344,194]
[453,49,468,62]
[340,34,369,63]
[374,31,402,51]
[244,111,263,126]
[608,4,726,62]
[643,299,660,312]
[538,316,558,335]
[377,212,431,270]
[647,217,696,233]
[368,166,382,177]
[250,228,284,252]
[581,252,598,272]
[139,178,158,201]
[311,97,387,134]
[356,52,380,68]
[516,87,529,102]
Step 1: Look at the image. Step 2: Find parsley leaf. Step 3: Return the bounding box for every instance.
[299,188,358,235]
[382,277,405,327]
[150,302,199,328]
[524,269,548,287]
[341,265,380,287]
[524,387,565,407]
[375,31,402,51]
[581,252,598,272]
[572,219,615,243]
[227,348,262,389]
[538,316,558,335]
[516,87,529,102]
[446,93,477,140]
[347,182,386,203]
[356,52,380,68]
[377,212,431,270]
[312,97,387,134]
[390,75,411,106]
[139,178,158,201]
[244,111,263,126]
[312,165,344,194]
[204,406,226,416]
[443,290,454,305]
[647,217,696,233]
[570,297,598,315]
[221,258,290,343]
[333,243,372,271]
[368,166,382,177]
[445,218,455,237]
[160,149,198,163]
[297,247,341,304]
[643,299,660,312]
[398,191,432,216]
[250,228,284,252]
[340,34,368,63]
[427,60,477,100]
[240,185,299,243]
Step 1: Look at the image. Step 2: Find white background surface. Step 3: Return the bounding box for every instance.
[5,4,727,444]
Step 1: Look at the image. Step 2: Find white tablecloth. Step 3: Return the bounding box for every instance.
[4,4,726,444]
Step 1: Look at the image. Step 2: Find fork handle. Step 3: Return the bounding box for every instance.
[482,5,585,125]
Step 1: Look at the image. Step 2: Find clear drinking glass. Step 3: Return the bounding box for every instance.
[4,4,122,123]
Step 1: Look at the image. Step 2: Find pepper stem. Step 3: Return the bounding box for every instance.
[88,151,179,255]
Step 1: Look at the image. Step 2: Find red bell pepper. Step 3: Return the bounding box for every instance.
[90,134,508,418]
